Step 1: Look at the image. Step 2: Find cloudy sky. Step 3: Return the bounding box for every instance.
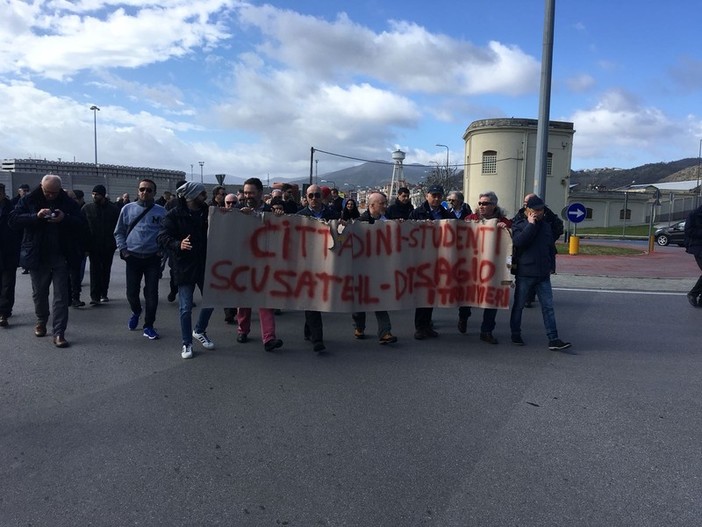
[2,0,701,182]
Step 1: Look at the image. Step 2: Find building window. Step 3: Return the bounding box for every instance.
[547,153,553,175]
[586,208,593,219]
[482,151,497,174]
[619,208,631,220]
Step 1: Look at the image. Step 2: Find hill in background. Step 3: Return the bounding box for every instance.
[284,158,701,192]
[570,158,700,190]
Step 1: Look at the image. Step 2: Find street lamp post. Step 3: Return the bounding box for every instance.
[436,144,449,168]
[90,105,100,178]
[199,161,204,183]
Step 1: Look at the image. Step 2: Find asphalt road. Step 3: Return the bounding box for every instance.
[1,264,700,526]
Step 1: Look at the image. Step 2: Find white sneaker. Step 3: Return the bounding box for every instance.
[192,330,215,349]
[181,344,193,359]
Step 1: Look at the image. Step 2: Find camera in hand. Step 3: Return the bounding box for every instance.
[50,209,59,218]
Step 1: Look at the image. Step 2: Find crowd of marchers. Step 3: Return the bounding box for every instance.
[0,174,581,359]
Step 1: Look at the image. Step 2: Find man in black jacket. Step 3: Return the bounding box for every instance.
[82,184,120,305]
[0,183,22,327]
[386,187,414,220]
[409,185,453,339]
[158,182,214,359]
[9,175,86,347]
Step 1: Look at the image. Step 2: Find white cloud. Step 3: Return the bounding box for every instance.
[568,90,689,165]
[236,5,540,96]
[0,0,236,79]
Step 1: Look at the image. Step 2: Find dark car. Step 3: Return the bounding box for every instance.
[655,220,686,246]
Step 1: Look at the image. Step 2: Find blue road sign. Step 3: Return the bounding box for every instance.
[566,202,587,223]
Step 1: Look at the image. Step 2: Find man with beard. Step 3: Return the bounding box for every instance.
[234,177,284,352]
[9,175,86,347]
[158,182,215,359]
[82,184,120,305]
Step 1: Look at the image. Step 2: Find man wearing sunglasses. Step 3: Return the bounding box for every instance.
[297,184,340,352]
[409,185,454,340]
[114,178,167,340]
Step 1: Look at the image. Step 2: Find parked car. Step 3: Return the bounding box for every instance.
[655,220,686,246]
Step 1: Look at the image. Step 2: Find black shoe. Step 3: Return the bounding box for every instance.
[89,299,100,306]
[687,293,699,307]
[480,332,498,345]
[548,339,572,351]
[71,299,85,308]
[313,341,326,352]
[414,329,426,340]
[167,291,177,302]
[457,318,468,334]
[511,335,525,346]
[264,338,283,352]
[236,334,248,343]
[425,328,439,338]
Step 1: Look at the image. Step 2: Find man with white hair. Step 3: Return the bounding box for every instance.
[9,175,87,347]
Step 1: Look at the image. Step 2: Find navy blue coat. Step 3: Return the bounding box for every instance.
[685,205,702,257]
[0,197,22,271]
[8,187,86,270]
[511,217,556,278]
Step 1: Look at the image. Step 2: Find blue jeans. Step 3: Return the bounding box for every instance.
[510,275,559,341]
[178,283,214,345]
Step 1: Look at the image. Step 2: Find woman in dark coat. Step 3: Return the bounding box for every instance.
[341,198,360,221]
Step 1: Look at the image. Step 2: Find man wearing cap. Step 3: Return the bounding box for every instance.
[8,175,87,347]
[510,195,572,352]
[114,178,166,340]
[512,193,564,308]
[82,184,120,305]
[409,185,453,339]
[158,182,215,359]
[0,183,22,327]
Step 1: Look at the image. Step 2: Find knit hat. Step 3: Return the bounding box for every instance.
[177,181,206,201]
[525,195,545,210]
[92,184,107,196]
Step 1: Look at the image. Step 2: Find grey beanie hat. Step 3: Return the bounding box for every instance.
[177,182,206,201]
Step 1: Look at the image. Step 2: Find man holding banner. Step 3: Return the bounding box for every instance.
[351,192,398,345]
[409,185,453,340]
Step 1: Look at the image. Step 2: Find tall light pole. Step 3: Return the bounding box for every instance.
[90,105,100,177]
[436,144,449,168]
[199,161,204,183]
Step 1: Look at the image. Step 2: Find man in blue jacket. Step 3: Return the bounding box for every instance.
[9,175,86,347]
[114,178,167,340]
[509,195,572,352]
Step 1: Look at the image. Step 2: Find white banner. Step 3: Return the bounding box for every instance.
[203,208,513,312]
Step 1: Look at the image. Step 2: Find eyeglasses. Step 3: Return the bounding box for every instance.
[478,202,493,206]
[308,192,321,199]
[225,201,237,205]
[138,187,154,193]
[447,198,456,202]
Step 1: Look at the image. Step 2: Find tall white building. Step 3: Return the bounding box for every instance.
[462,118,575,217]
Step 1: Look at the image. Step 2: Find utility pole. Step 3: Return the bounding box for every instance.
[533,0,555,200]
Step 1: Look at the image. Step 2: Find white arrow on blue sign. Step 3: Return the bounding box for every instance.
[566,203,587,223]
